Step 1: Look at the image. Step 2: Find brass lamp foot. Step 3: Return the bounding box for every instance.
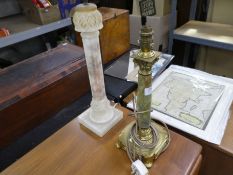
[116,121,170,168]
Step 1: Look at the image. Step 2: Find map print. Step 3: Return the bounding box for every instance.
[152,72,225,129]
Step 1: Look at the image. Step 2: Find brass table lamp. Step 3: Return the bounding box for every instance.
[117,18,170,168]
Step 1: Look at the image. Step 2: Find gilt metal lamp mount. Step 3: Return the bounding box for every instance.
[117,16,170,168]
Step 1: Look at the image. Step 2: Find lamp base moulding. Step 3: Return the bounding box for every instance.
[78,107,123,137]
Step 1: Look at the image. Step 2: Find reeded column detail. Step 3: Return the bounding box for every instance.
[72,3,122,136]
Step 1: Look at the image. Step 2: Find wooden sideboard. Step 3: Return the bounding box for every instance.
[0,105,202,175]
[0,44,90,148]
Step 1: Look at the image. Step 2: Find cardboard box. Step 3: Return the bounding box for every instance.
[18,0,61,25]
[133,0,171,17]
[76,7,130,64]
[129,14,170,51]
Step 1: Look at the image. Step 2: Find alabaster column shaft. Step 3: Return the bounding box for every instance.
[81,31,106,101]
[72,3,122,137]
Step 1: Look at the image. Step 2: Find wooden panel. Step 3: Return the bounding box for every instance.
[0,44,84,108]
[1,106,202,175]
[199,141,233,175]
[99,7,130,64]
[76,7,130,64]
[99,7,128,21]
[198,104,233,175]
[190,155,202,175]
[0,44,90,148]
[220,104,233,155]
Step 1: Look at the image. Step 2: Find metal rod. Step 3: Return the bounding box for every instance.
[83,0,88,5]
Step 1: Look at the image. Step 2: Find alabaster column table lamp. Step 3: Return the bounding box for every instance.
[72,2,123,137]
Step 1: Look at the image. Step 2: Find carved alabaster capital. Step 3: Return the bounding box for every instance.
[72,3,103,33]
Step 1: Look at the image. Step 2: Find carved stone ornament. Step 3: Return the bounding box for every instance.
[72,3,103,33]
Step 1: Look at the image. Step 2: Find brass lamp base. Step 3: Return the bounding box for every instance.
[116,121,169,168]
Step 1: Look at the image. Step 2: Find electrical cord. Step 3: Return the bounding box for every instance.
[126,94,171,163]
[112,98,170,165]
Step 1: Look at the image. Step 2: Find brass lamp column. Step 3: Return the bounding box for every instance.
[117,22,170,168]
[135,26,157,142]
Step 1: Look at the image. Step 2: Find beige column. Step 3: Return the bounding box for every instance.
[72,3,122,137]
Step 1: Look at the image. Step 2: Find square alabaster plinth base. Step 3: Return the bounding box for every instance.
[78,107,123,137]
